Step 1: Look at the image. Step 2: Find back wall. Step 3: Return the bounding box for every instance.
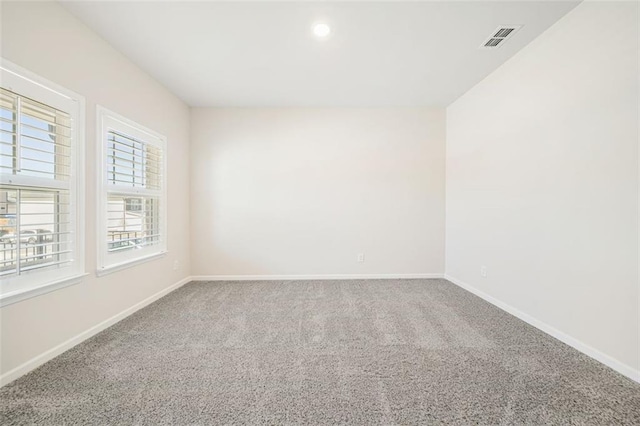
[190,108,445,278]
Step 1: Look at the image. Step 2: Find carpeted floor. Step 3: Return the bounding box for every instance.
[1,279,639,425]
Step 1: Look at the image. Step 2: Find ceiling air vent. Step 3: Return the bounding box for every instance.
[480,25,522,49]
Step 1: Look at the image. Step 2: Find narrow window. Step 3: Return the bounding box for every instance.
[97,107,166,274]
[0,61,85,306]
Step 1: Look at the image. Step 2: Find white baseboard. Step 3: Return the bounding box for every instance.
[0,275,193,387]
[444,274,640,384]
[192,273,444,281]
[11,273,633,388]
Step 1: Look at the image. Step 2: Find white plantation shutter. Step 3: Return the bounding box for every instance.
[0,88,75,277]
[1,89,73,183]
[106,131,162,190]
[0,61,84,306]
[105,131,163,251]
[0,188,73,277]
[98,107,166,273]
[106,194,161,251]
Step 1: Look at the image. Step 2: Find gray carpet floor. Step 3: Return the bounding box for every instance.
[1,279,639,425]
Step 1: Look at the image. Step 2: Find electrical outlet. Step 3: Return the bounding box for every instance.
[480,266,487,278]
[357,253,365,263]
[173,260,180,271]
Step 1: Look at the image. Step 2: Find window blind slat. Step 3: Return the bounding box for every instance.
[105,194,161,253]
[21,145,71,158]
[106,129,162,191]
[20,259,73,273]
[0,88,72,184]
[0,185,74,277]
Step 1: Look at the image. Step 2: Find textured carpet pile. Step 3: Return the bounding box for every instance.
[1,279,639,424]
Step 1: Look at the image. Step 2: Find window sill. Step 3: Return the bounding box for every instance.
[97,251,167,277]
[0,273,89,308]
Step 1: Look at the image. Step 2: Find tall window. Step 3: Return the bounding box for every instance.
[97,107,166,274]
[0,61,85,306]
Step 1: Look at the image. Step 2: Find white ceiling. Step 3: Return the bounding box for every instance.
[62,1,579,107]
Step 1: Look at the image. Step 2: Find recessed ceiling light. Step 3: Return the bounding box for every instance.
[313,23,331,38]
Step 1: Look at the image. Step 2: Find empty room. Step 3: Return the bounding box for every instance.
[0,0,638,424]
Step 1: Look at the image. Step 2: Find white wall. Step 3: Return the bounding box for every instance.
[191,108,445,277]
[0,1,191,378]
[446,1,639,376]
[2,0,636,387]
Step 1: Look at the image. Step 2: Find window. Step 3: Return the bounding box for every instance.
[124,198,143,213]
[0,60,85,306]
[97,107,166,274]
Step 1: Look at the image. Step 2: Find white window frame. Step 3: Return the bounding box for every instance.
[0,59,86,307]
[96,106,167,275]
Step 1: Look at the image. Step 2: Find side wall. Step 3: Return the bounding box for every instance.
[190,108,446,278]
[445,1,639,377]
[0,1,191,380]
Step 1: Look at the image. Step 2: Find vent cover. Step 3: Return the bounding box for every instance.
[481,25,522,49]
[485,38,503,47]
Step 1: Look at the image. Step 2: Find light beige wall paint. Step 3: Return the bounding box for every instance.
[0,1,191,375]
[190,108,445,276]
[446,2,639,371]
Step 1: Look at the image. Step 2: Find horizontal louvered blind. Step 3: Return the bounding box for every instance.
[106,195,161,253]
[0,188,73,276]
[0,84,76,279]
[0,87,72,183]
[107,131,162,191]
[100,109,165,265]
[1,62,84,306]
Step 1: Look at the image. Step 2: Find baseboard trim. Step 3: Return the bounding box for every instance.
[0,275,193,387]
[11,274,633,387]
[192,273,445,281]
[444,274,640,384]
